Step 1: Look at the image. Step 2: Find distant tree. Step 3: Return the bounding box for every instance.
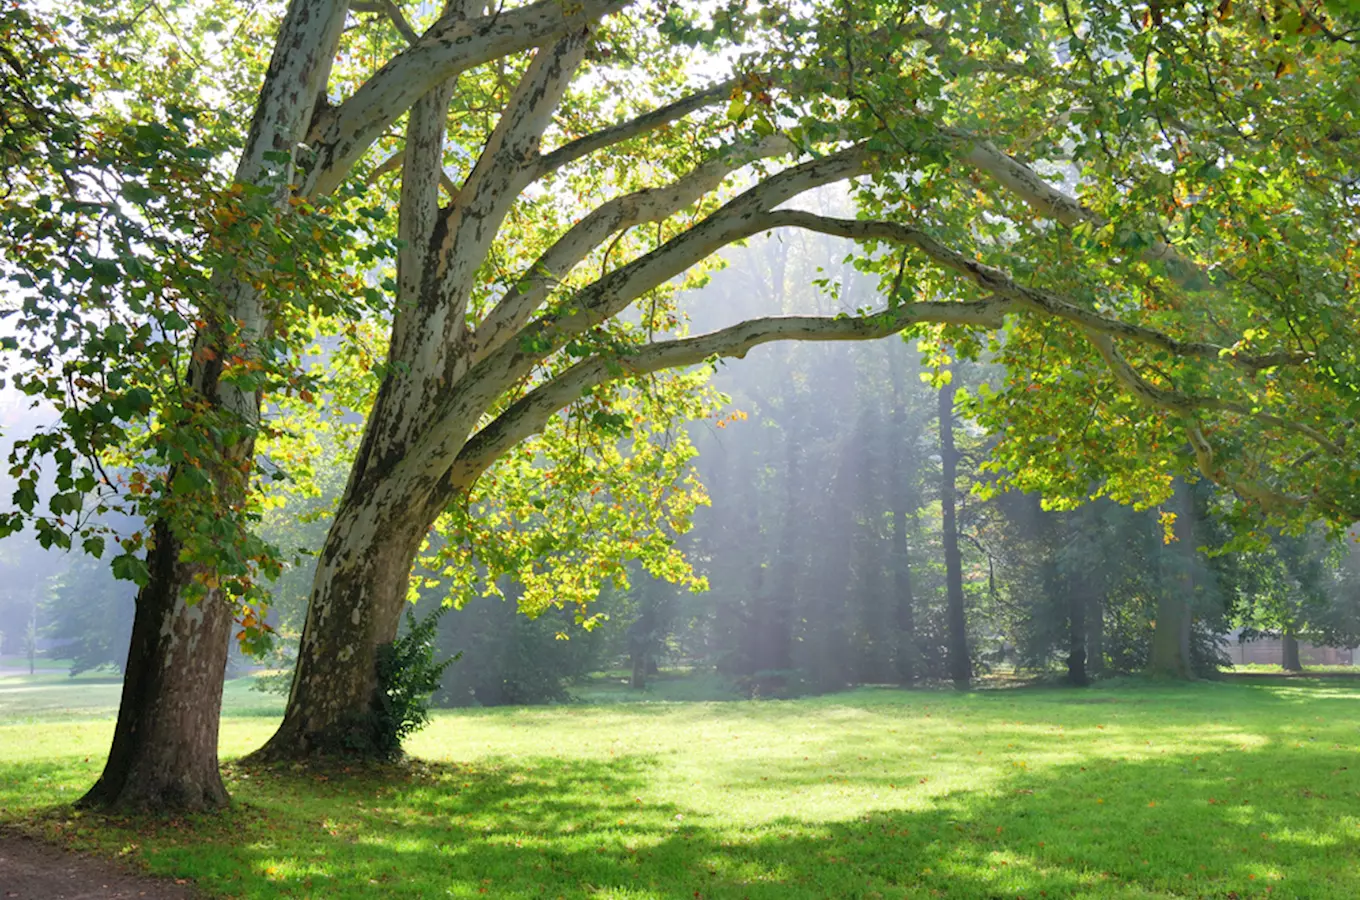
[1231,529,1360,671]
[42,553,136,676]
[23,606,36,675]
[426,580,611,707]
[627,571,677,690]
[939,371,971,689]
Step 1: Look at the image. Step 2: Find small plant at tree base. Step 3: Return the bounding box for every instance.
[365,606,458,758]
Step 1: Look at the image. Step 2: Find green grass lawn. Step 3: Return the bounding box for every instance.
[2,677,1358,899]
[0,655,75,671]
[1227,663,1360,676]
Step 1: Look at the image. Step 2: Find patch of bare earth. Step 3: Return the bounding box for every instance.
[0,829,200,899]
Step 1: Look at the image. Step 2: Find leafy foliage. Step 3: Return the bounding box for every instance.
[368,606,457,758]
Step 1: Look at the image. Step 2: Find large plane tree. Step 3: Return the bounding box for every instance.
[3,0,1359,809]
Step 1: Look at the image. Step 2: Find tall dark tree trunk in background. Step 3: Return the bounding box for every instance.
[892,509,918,685]
[25,607,34,675]
[807,447,855,690]
[764,412,799,674]
[1066,567,1089,687]
[1148,590,1194,678]
[1086,594,1104,679]
[938,373,971,689]
[853,406,892,683]
[1147,482,1195,679]
[627,573,664,689]
[1282,630,1303,672]
[80,0,349,808]
[889,349,918,685]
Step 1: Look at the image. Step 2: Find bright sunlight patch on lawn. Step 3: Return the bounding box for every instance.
[2,678,1359,898]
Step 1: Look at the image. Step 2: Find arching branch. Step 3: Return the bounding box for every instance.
[531,78,740,180]
[447,298,1009,489]
[472,133,797,364]
[754,210,1306,372]
[937,127,1213,292]
[1084,329,1335,516]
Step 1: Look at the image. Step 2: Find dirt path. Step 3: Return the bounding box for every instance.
[0,830,200,899]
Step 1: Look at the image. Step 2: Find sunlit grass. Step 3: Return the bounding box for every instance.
[2,678,1359,898]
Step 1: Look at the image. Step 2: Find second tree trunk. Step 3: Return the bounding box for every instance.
[939,375,971,689]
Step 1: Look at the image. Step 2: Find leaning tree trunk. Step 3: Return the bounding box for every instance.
[79,0,349,807]
[254,477,437,757]
[1282,630,1303,672]
[939,373,971,689]
[256,18,598,759]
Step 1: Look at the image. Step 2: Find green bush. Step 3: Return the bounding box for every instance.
[370,606,457,757]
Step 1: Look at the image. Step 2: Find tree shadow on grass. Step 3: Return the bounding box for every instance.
[9,738,1348,900]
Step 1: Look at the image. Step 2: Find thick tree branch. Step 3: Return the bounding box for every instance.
[1084,330,1335,515]
[433,32,589,357]
[472,133,797,365]
[531,78,740,180]
[755,210,1307,373]
[902,21,1038,78]
[388,66,460,373]
[302,0,628,197]
[400,144,878,484]
[937,127,1214,292]
[447,298,1009,489]
[1084,329,1344,455]
[350,0,419,44]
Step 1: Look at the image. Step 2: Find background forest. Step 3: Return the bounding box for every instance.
[8,229,1359,700]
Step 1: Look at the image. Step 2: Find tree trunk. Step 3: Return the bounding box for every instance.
[628,583,655,690]
[254,480,435,758]
[889,350,918,686]
[764,412,799,674]
[1086,593,1104,679]
[78,521,233,811]
[1147,484,1194,679]
[25,606,36,675]
[939,373,971,689]
[1147,590,1193,678]
[1282,631,1303,672]
[893,504,918,686]
[80,0,350,807]
[1066,568,1088,687]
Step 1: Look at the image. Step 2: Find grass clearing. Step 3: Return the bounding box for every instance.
[0,656,74,672]
[2,678,1358,898]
